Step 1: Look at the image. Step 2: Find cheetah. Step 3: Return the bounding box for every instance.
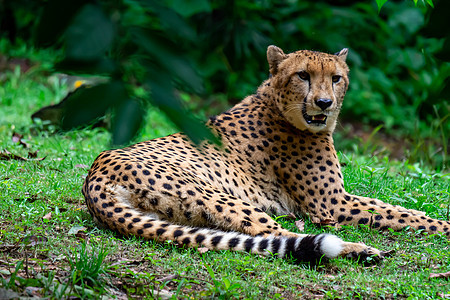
[83,46,450,264]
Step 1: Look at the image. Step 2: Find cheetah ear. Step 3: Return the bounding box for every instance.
[335,48,348,61]
[267,45,287,75]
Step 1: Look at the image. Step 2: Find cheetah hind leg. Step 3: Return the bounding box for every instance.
[184,192,390,263]
[133,184,389,263]
[120,184,390,263]
[85,179,388,264]
[125,189,389,264]
[176,188,390,263]
[88,195,388,265]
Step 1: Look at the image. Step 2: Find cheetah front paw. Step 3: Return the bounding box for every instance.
[341,242,392,264]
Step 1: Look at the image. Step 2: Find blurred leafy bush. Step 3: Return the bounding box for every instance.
[1,0,448,167]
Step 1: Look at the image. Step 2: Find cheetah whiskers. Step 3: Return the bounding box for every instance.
[284,103,303,115]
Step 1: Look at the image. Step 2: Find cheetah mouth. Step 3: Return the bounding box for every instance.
[302,101,328,125]
[304,113,327,125]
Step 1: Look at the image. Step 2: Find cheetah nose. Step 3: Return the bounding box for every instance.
[315,98,333,111]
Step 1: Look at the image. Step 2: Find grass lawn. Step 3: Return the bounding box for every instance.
[1,49,449,299]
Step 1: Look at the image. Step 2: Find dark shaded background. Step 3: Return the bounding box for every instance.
[0,0,448,168]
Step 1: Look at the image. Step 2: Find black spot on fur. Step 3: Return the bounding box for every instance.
[289,235,328,264]
[228,238,240,248]
[196,234,206,244]
[258,239,269,252]
[211,235,223,246]
[244,238,254,252]
[271,239,281,254]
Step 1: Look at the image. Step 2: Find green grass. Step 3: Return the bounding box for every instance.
[1,45,449,299]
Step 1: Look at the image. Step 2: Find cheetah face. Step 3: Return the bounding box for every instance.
[267,46,349,133]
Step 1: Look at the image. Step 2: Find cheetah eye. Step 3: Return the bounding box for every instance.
[332,75,341,83]
[297,71,310,81]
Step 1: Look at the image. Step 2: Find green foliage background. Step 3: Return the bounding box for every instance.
[1,0,449,168]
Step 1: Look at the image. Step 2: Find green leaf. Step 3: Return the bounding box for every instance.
[132,28,203,94]
[34,0,88,47]
[55,58,117,75]
[425,0,434,8]
[61,81,127,130]
[375,0,388,12]
[205,263,215,281]
[65,4,115,61]
[146,74,217,145]
[388,8,424,34]
[165,0,211,17]
[135,0,197,41]
[111,99,145,146]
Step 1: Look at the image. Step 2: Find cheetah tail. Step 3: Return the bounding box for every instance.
[85,190,343,264]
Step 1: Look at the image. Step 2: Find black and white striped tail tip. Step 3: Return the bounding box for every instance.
[290,234,343,264]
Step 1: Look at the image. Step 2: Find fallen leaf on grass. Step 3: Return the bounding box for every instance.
[12,132,30,148]
[0,268,12,274]
[68,226,87,235]
[0,244,19,253]
[437,293,450,298]
[197,247,209,254]
[11,132,22,143]
[24,286,43,298]
[0,150,45,161]
[295,219,305,232]
[43,212,52,220]
[75,164,90,169]
[0,288,20,300]
[152,289,173,300]
[69,226,88,239]
[14,194,41,203]
[429,271,450,279]
[159,274,179,282]
[21,235,48,247]
[27,150,39,158]
[1,150,26,161]
[114,259,149,267]
[30,151,46,161]
[75,232,88,240]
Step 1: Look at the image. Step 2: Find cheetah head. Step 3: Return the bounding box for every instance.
[267,45,349,133]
